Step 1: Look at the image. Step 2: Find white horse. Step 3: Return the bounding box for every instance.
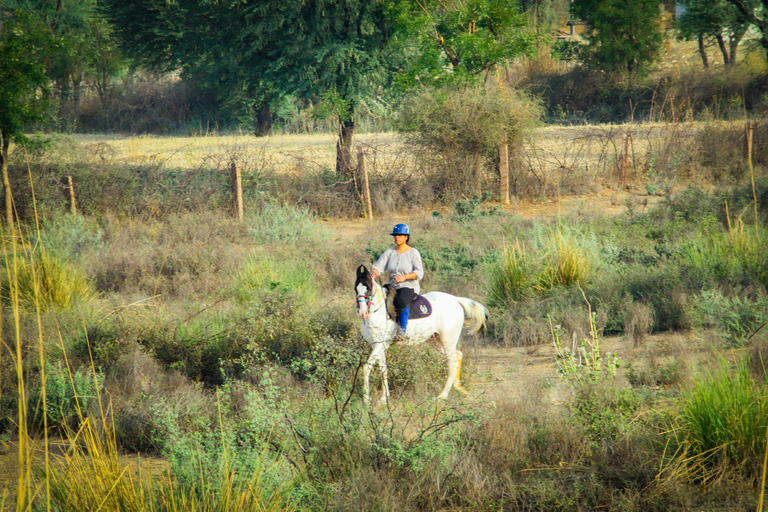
[354,265,489,405]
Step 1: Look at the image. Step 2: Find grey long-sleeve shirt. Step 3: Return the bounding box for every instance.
[372,247,425,294]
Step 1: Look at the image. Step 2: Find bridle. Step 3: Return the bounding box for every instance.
[357,281,384,314]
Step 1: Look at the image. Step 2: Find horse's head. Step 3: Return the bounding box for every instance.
[355,265,374,319]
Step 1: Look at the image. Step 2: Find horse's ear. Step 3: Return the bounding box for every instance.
[357,265,368,277]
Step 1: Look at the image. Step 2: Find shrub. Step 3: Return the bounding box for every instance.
[399,86,541,200]
[28,362,103,433]
[247,201,329,245]
[687,289,768,346]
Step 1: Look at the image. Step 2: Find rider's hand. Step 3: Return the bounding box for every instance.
[371,268,379,279]
[394,275,405,283]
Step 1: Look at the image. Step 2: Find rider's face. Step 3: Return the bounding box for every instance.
[393,234,407,245]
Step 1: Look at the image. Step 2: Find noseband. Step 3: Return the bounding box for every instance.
[357,287,374,309]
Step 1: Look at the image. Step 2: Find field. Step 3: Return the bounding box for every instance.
[2,122,768,511]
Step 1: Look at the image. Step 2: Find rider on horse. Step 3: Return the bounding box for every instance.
[370,223,424,339]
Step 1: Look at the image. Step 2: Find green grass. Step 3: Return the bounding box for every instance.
[670,358,768,483]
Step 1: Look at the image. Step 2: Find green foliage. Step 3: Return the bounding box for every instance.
[672,359,768,482]
[29,362,103,432]
[3,250,97,311]
[677,0,754,66]
[393,0,535,88]
[450,197,502,222]
[571,0,664,81]
[247,202,329,246]
[36,214,104,262]
[235,254,320,309]
[0,10,54,143]
[571,384,642,443]
[688,289,768,346]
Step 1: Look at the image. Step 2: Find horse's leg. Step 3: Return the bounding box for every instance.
[453,349,468,395]
[376,350,390,405]
[437,351,460,400]
[363,343,385,405]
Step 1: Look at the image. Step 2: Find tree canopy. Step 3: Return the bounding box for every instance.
[571,0,664,82]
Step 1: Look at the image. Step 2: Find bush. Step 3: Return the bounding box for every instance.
[688,289,768,346]
[399,85,541,200]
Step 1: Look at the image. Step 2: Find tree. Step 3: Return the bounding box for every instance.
[5,0,127,106]
[678,0,755,67]
[725,0,768,54]
[106,0,397,176]
[393,0,535,89]
[0,11,54,226]
[571,0,664,83]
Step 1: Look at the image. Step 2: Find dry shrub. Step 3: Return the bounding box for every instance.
[400,85,542,202]
[104,342,212,452]
[624,301,655,346]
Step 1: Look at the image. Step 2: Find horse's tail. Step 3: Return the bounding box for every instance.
[456,297,489,336]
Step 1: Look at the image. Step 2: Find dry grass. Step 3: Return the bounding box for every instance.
[57,120,759,201]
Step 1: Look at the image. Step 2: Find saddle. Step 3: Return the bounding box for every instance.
[383,284,433,320]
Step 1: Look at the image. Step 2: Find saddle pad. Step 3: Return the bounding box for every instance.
[409,295,432,320]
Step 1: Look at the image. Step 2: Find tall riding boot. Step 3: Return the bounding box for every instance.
[398,307,409,337]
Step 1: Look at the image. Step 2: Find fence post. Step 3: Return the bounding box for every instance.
[499,137,509,204]
[230,161,243,221]
[358,147,373,220]
[61,176,76,215]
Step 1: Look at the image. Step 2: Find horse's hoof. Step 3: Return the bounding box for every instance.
[364,396,373,405]
[436,394,448,401]
[375,398,388,407]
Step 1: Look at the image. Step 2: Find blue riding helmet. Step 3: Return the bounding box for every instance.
[390,223,410,236]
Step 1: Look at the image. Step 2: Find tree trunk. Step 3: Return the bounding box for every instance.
[729,26,748,65]
[254,102,273,137]
[1,132,13,228]
[716,34,730,65]
[336,117,355,178]
[698,34,709,69]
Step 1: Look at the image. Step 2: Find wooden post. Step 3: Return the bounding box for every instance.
[358,147,373,220]
[230,161,243,221]
[620,133,629,190]
[61,176,76,215]
[499,137,509,205]
[747,121,759,237]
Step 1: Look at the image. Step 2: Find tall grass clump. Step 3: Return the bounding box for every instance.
[669,358,768,483]
[537,233,591,291]
[2,249,96,311]
[488,239,529,307]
